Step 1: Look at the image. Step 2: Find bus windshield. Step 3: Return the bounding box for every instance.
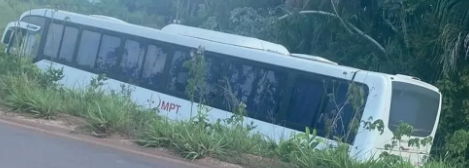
[389,81,441,137]
[8,29,40,57]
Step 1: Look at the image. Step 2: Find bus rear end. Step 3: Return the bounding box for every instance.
[375,75,442,166]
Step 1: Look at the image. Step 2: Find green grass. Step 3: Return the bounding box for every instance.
[0,2,458,168]
[0,47,458,168]
[0,1,16,32]
[0,0,45,33]
[0,1,17,22]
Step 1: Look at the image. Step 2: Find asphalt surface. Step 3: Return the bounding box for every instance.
[0,122,200,168]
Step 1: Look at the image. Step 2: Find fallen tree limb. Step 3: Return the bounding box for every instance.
[278,10,387,56]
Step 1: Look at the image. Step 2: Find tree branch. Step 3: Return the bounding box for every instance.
[330,0,353,34]
[278,10,387,55]
[384,19,398,32]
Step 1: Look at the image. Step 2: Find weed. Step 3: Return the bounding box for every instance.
[2,74,63,118]
[0,39,456,168]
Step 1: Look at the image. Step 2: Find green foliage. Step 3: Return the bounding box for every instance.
[183,45,207,104]
[2,74,64,119]
[444,130,469,167]
[0,45,455,168]
[0,50,158,136]
[4,0,469,167]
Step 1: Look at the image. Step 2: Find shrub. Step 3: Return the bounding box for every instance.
[0,47,456,168]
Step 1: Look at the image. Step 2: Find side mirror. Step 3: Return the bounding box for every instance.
[1,29,13,45]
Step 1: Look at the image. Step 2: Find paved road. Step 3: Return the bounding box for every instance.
[0,122,199,168]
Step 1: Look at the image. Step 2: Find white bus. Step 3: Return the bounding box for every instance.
[1,9,442,166]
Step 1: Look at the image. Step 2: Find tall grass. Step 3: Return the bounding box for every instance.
[0,46,457,168]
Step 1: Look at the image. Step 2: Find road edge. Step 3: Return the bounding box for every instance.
[0,115,219,168]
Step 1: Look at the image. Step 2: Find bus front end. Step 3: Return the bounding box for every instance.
[2,20,41,56]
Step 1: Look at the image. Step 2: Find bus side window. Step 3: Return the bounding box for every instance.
[58,26,79,63]
[198,54,225,109]
[247,68,287,123]
[43,23,64,58]
[96,34,121,73]
[167,49,191,93]
[221,59,287,123]
[221,60,255,113]
[316,80,369,143]
[141,44,167,89]
[76,30,101,69]
[286,75,328,133]
[166,49,225,107]
[120,39,145,82]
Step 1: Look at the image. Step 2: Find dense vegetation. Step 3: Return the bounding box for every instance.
[2,0,469,167]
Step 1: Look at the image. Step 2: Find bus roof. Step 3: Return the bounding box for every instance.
[161,24,290,55]
[89,15,128,24]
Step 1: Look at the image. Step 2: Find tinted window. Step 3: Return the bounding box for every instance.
[286,75,327,131]
[43,23,64,58]
[76,30,101,68]
[2,30,12,44]
[165,48,225,107]
[248,68,287,122]
[389,81,440,137]
[200,55,225,108]
[141,44,168,88]
[286,75,369,144]
[172,53,227,107]
[58,26,79,62]
[168,50,191,93]
[317,80,369,143]
[120,40,145,81]
[222,62,255,109]
[96,34,121,72]
[221,59,287,123]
